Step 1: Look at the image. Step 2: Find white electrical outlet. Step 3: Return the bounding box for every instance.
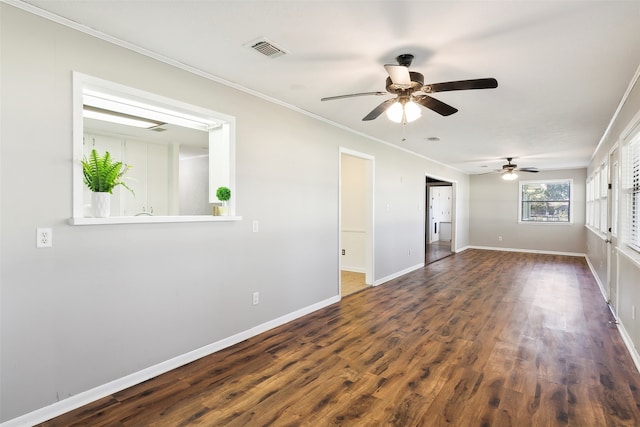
[252,292,259,305]
[498,236,503,241]
[252,220,259,233]
[36,228,53,248]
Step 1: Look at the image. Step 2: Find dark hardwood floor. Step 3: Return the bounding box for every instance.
[39,250,640,426]
[425,240,453,264]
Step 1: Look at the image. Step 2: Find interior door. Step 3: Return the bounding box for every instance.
[607,147,620,315]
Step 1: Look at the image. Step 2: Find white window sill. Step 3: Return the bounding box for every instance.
[585,225,607,238]
[69,215,242,225]
[518,221,573,225]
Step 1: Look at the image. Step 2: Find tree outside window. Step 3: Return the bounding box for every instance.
[520,180,572,223]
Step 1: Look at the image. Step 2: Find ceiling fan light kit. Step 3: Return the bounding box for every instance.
[386,99,421,123]
[321,53,498,124]
[502,171,518,181]
[498,157,539,180]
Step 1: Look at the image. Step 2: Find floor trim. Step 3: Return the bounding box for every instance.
[374,263,424,287]
[584,254,640,375]
[0,296,340,427]
[616,320,640,375]
[465,245,585,257]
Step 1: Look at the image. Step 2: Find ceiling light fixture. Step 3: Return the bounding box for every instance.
[83,92,215,131]
[83,105,165,129]
[386,99,421,124]
[502,171,518,181]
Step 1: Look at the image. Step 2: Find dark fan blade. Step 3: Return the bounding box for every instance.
[414,95,458,116]
[321,91,387,101]
[520,167,539,173]
[362,98,397,121]
[422,78,498,93]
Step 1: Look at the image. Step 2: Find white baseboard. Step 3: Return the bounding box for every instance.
[465,245,585,257]
[583,255,640,374]
[584,255,609,303]
[0,295,341,427]
[616,320,640,374]
[374,262,424,286]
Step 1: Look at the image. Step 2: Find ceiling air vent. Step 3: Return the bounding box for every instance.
[245,38,288,58]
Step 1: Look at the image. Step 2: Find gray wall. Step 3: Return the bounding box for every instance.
[469,169,587,254]
[0,4,471,422]
[587,69,640,356]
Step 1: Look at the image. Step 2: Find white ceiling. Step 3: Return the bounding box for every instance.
[17,0,640,174]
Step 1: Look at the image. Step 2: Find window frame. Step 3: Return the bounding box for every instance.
[70,72,240,225]
[599,161,609,233]
[612,160,619,237]
[624,132,640,252]
[518,179,573,224]
[586,176,594,228]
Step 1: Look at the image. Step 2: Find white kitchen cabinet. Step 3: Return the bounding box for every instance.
[122,139,169,215]
[429,185,453,242]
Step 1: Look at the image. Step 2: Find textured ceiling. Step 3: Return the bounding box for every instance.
[16,0,640,174]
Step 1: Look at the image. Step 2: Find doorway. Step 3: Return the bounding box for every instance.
[339,149,374,296]
[426,176,454,264]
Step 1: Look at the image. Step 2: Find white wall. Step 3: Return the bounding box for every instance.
[0,4,471,422]
[469,169,587,254]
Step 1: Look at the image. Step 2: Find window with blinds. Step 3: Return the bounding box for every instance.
[586,176,593,227]
[629,137,640,251]
[600,161,608,233]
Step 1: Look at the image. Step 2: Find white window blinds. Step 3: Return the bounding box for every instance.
[630,137,640,251]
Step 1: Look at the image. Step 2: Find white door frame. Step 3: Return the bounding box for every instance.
[339,148,375,289]
[606,144,620,315]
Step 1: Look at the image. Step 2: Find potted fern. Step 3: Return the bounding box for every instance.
[214,186,231,216]
[82,149,133,218]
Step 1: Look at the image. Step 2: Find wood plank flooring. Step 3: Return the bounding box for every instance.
[425,241,453,264]
[39,250,640,426]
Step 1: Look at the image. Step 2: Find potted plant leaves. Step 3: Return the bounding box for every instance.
[81,149,133,218]
[214,186,231,216]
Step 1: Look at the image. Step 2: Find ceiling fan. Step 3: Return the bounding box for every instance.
[498,157,539,180]
[321,54,498,123]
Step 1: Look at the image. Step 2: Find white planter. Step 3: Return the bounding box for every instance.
[91,192,111,218]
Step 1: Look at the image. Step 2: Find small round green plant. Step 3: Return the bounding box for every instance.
[216,186,231,202]
[81,149,134,194]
